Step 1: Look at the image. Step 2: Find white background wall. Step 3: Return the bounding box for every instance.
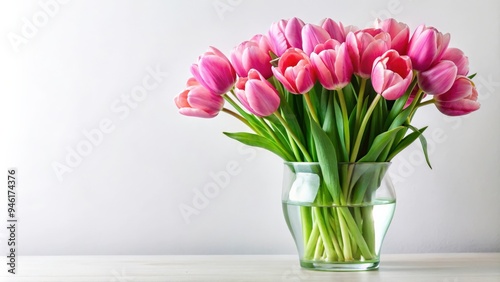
[0,0,499,256]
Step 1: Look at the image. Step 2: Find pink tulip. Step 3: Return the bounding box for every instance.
[321,18,346,42]
[235,69,280,117]
[346,29,391,78]
[375,18,410,55]
[190,46,236,95]
[302,24,331,55]
[417,60,457,95]
[272,48,316,94]
[174,78,225,118]
[230,39,273,79]
[371,50,413,100]
[310,43,352,90]
[435,86,480,116]
[435,76,474,102]
[312,38,341,54]
[250,34,273,55]
[441,47,469,76]
[407,24,451,71]
[267,18,305,56]
[285,17,306,49]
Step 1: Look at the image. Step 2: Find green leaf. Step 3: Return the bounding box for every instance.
[385,79,415,126]
[387,126,427,161]
[278,93,306,146]
[468,73,477,80]
[323,94,348,162]
[223,132,292,161]
[358,126,405,162]
[310,120,342,203]
[407,124,432,168]
[388,106,413,129]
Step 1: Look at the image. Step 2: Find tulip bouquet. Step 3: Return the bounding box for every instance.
[175,18,479,265]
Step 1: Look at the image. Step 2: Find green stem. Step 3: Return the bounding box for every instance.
[337,210,353,261]
[313,207,337,261]
[221,108,258,132]
[258,117,295,161]
[339,207,374,260]
[304,222,320,259]
[350,95,382,163]
[337,88,351,155]
[355,78,367,130]
[327,212,345,260]
[408,89,425,121]
[274,112,313,162]
[416,98,435,108]
[304,92,319,124]
[300,206,312,247]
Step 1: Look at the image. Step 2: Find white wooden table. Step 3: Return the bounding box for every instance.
[1,253,499,282]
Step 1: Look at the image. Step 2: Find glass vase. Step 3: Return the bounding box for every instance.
[282,162,396,271]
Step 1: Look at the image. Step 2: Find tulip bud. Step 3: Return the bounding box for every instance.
[301,24,331,55]
[407,24,451,71]
[441,47,469,76]
[190,46,236,95]
[435,86,480,116]
[417,60,457,95]
[174,78,225,118]
[230,39,273,79]
[435,76,474,102]
[346,29,391,78]
[371,50,413,100]
[321,18,346,42]
[310,43,352,90]
[267,17,305,56]
[285,17,306,49]
[272,48,316,94]
[375,18,410,55]
[235,69,280,117]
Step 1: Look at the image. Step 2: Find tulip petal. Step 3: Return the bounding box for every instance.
[436,76,474,102]
[179,108,217,118]
[418,60,457,95]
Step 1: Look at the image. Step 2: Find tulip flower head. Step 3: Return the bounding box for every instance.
[407,24,450,71]
[302,23,331,55]
[267,17,305,56]
[371,50,413,100]
[190,46,236,95]
[417,60,457,95]
[272,48,316,94]
[435,76,475,102]
[235,69,280,117]
[174,78,225,118]
[375,18,410,55]
[346,29,391,78]
[321,18,346,43]
[441,47,469,76]
[310,42,353,90]
[230,39,273,79]
[435,85,480,116]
